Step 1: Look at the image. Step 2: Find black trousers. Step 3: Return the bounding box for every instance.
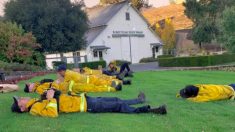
[86,96,150,113]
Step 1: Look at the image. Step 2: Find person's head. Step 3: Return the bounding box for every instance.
[109,62,115,68]
[57,64,67,77]
[11,96,31,113]
[24,83,35,93]
[180,85,199,98]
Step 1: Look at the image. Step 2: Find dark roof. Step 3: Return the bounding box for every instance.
[85,26,107,45]
[86,1,127,28]
[85,1,127,45]
[90,45,111,50]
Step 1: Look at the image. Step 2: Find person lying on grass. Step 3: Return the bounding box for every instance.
[56,65,131,89]
[24,78,122,95]
[0,84,19,93]
[11,89,167,117]
[177,84,235,102]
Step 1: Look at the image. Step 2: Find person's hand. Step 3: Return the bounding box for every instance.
[46,89,55,100]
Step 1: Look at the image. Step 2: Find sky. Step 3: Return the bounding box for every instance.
[0,0,175,16]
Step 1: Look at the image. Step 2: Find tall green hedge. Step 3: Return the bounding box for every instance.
[158,54,235,67]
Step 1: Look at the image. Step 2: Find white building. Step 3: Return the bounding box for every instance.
[45,1,163,69]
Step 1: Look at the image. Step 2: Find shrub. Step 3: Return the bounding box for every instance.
[114,60,131,66]
[0,61,44,71]
[79,61,106,69]
[139,57,158,63]
[158,54,235,67]
[157,55,174,58]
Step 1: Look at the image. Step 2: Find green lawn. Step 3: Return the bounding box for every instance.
[1,71,235,132]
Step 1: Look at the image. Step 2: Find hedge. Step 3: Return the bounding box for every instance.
[158,54,235,67]
[114,60,131,66]
[0,61,44,71]
[78,60,106,69]
[139,57,158,63]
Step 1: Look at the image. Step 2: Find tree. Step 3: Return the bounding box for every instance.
[155,18,176,51]
[218,6,235,52]
[184,0,235,48]
[0,21,43,65]
[4,0,88,53]
[100,0,146,10]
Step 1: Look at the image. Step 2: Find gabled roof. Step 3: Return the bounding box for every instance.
[85,1,128,45]
[86,1,128,28]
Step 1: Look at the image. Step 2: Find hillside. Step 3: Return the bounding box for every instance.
[142,4,193,30]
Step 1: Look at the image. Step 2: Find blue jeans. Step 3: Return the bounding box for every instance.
[229,84,235,91]
[102,63,131,77]
[86,96,149,113]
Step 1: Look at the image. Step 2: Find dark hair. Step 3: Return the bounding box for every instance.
[24,84,29,93]
[11,96,23,113]
[180,85,199,98]
[57,64,67,72]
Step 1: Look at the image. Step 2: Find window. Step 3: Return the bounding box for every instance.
[73,51,80,57]
[155,47,159,53]
[99,51,103,58]
[93,51,98,57]
[126,12,130,20]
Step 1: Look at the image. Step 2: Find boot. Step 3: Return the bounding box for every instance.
[117,71,127,80]
[115,84,122,91]
[148,105,167,115]
[123,80,131,85]
[127,71,134,77]
[111,81,117,88]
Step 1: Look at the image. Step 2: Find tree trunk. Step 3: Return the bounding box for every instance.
[199,42,202,49]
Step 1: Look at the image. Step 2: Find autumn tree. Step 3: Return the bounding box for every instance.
[100,0,147,10]
[155,19,176,51]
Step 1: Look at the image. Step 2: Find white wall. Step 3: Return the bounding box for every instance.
[88,4,162,64]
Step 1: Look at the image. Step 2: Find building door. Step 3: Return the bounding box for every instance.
[121,37,131,62]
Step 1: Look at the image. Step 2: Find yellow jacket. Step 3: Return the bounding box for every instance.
[27,94,87,118]
[186,84,235,102]
[33,82,60,95]
[83,67,102,75]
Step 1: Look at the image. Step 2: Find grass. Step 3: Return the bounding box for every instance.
[1,71,235,132]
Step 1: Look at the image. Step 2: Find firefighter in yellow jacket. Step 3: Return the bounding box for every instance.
[177,84,235,102]
[11,89,167,117]
[57,65,122,87]
[24,79,122,95]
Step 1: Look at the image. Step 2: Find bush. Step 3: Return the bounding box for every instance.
[79,61,106,69]
[52,61,66,69]
[158,54,235,67]
[0,61,44,71]
[157,55,174,58]
[114,60,131,66]
[139,57,158,63]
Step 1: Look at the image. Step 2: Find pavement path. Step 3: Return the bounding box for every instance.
[129,62,160,72]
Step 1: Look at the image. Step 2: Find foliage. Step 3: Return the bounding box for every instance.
[4,0,88,53]
[183,0,235,48]
[0,61,44,71]
[100,0,147,10]
[217,6,235,52]
[155,18,176,50]
[114,60,131,66]
[139,57,158,63]
[158,54,235,67]
[79,60,106,69]
[0,21,45,66]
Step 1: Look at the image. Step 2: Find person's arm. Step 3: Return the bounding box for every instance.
[29,90,58,117]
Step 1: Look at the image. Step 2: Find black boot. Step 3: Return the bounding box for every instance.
[127,71,134,77]
[149,105,167,115]
[115,84,122,91]
[134,105,151,113]
[123,80,131,85]
[117,71,127,80]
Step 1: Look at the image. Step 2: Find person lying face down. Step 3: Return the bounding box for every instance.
[24,78,122,95]
[177,84,235,102]
[11,89,167,118]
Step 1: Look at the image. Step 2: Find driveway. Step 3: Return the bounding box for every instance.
[129,62,160,72]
